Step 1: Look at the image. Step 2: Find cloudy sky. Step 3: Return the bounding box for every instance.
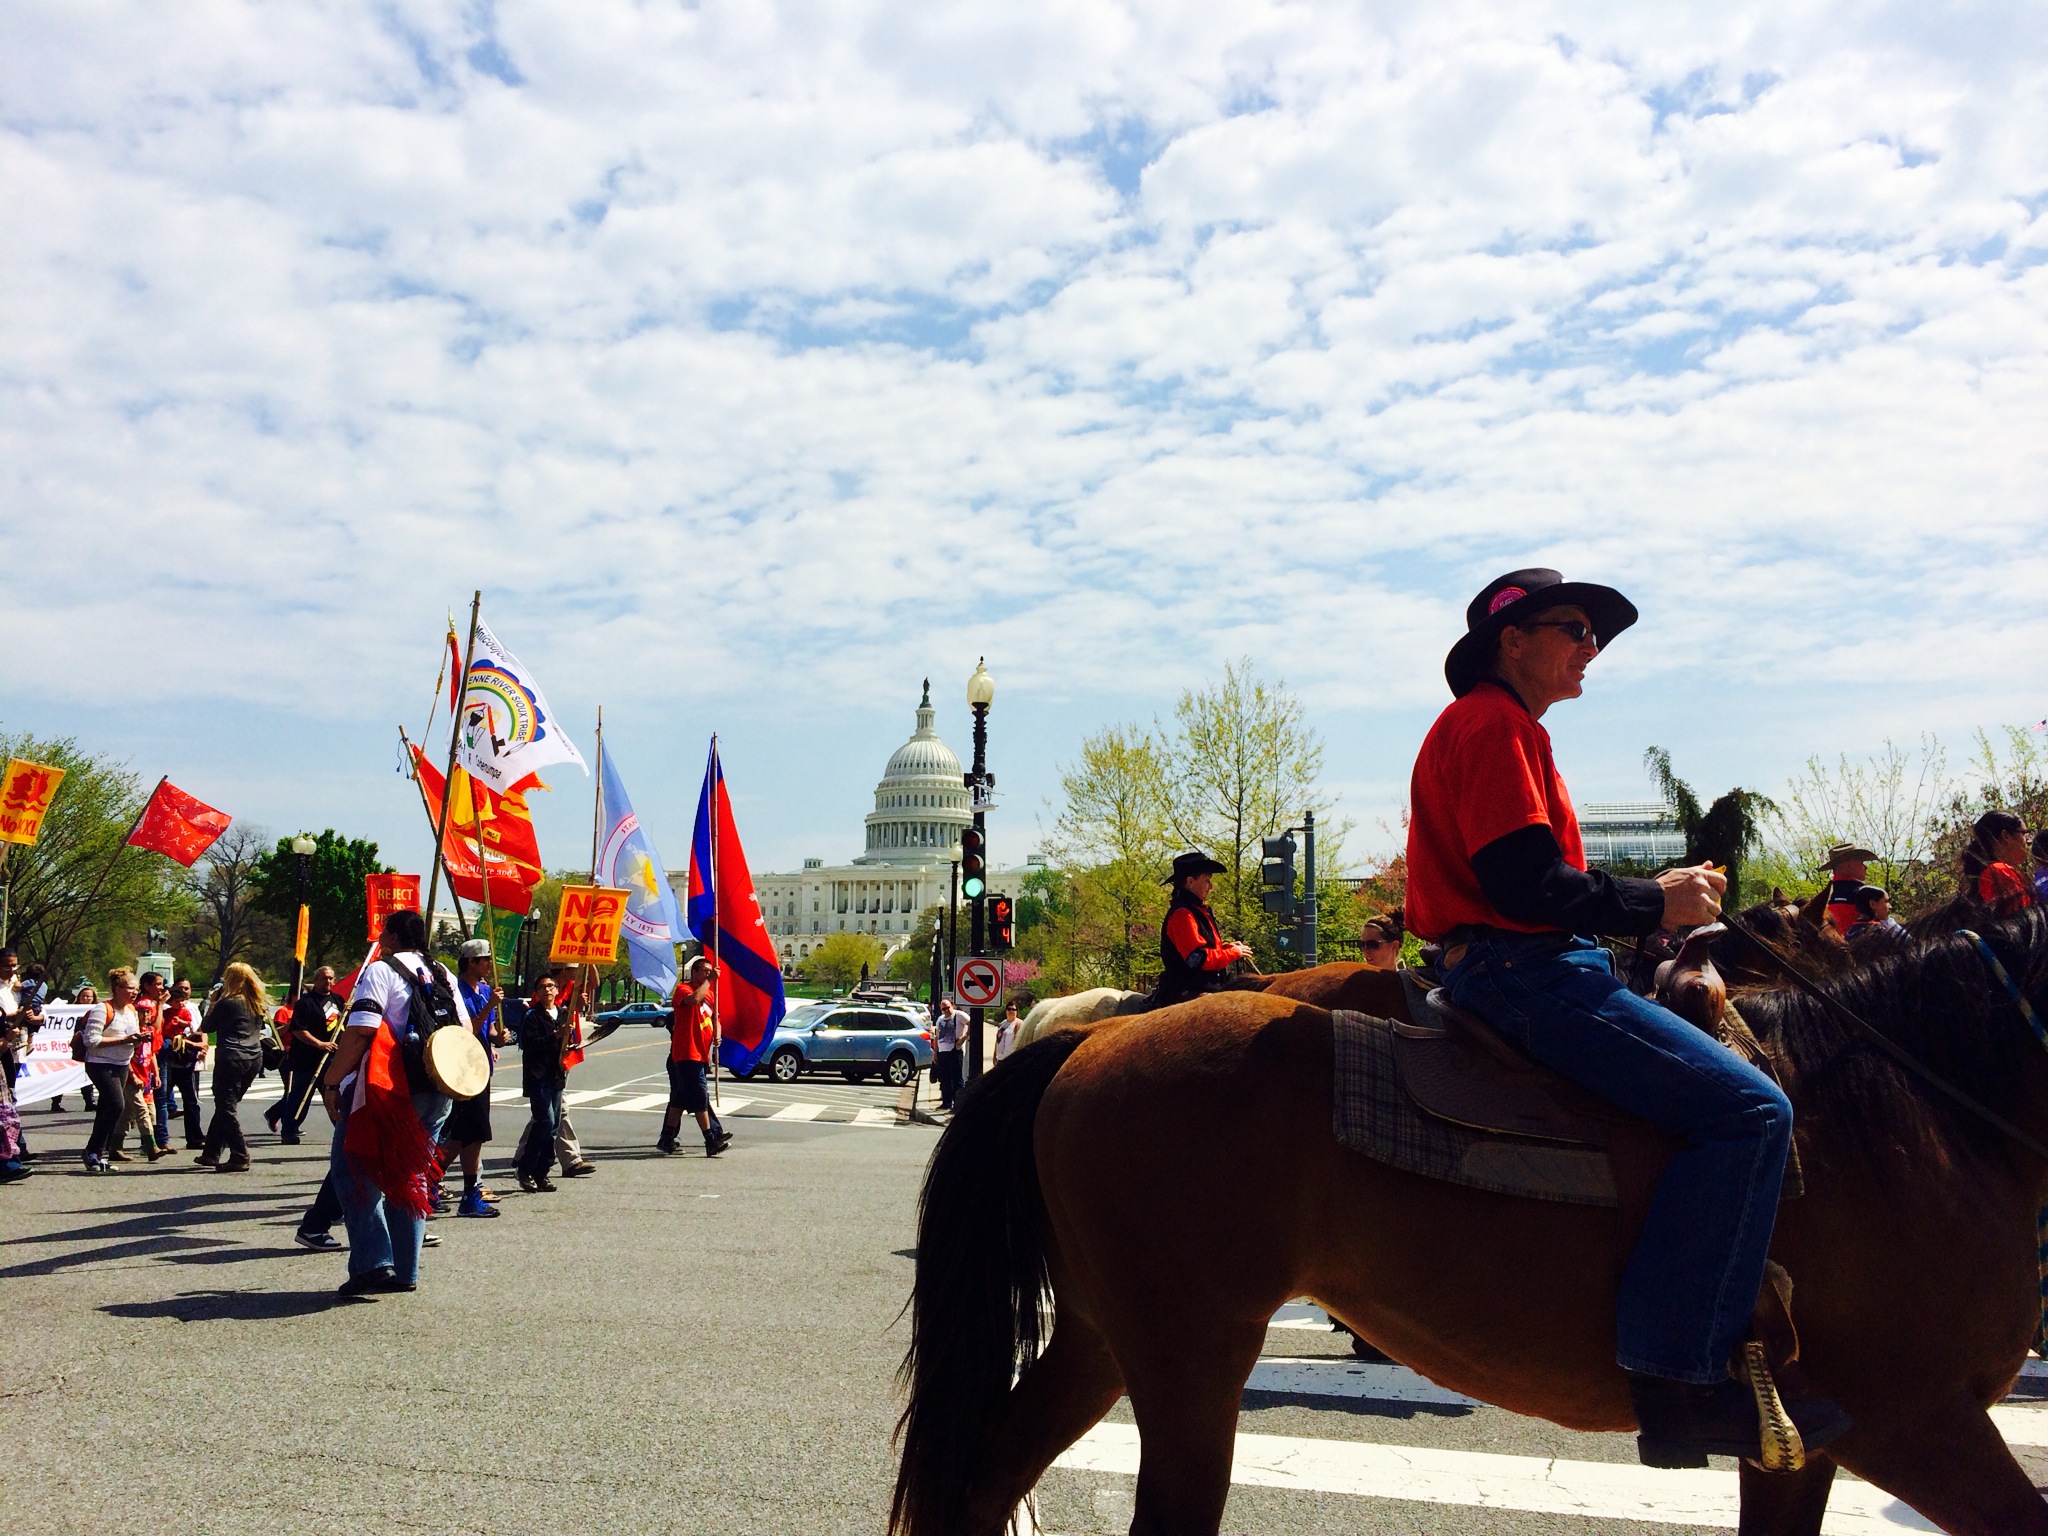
[3,0,2043,883]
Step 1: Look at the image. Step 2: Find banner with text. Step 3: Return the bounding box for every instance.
[0,759,66,845]
[365,873,422,942]
[15,1006,90,1106]
[548,886,628,964]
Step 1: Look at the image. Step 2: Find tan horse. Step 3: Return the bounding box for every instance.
[893,912,2048,1535]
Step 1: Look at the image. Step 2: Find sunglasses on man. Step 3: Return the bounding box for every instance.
[1522,618,1599,646]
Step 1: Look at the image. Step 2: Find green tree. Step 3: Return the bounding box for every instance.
[0,730,188,983]
[251,829,390,969]
[1048,724,1173,988]
[1643,747,1776,909]
[1157,658,1339,963]
[887,904,949,995]
[800,931,886,988]
[1762,736,1950,915]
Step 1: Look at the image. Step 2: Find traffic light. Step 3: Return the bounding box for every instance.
[1261,833,1297,920]
[988,894,1014,951]
[961,826,986,899]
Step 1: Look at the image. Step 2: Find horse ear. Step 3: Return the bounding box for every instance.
[1771,886,1787,905]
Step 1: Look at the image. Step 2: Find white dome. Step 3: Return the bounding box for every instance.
[859,681,971,866]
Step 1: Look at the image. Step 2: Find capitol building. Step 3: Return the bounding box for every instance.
[752,682,1038,969]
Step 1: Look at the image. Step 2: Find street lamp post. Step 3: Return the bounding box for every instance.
[964,659,995,1081]
[288,833,316,1002]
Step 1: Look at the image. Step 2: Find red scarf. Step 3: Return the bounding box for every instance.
[342,1021,443,1218]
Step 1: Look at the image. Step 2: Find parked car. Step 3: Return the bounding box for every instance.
[597,1001,670,1029]
[742,1000,934,1086]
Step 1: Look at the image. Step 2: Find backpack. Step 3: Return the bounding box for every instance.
[70,1007,96,1063]
[380,957,463,1092]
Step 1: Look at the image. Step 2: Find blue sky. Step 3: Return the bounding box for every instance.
[2,0,2044,884]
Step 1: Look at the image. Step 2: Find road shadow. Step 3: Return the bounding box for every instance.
[1240,1389,1474,1420]
[1,1188,299,1279]
[101,1288,350,1322]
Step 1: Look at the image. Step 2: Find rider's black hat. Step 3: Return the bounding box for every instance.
[1165,850,1228,885]
[1444,568,1638,698]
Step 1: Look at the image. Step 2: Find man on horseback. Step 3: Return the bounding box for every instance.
[1408,568,1849,1469]
[1151,851,1254,1009]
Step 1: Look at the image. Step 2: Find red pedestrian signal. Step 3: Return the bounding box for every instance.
[988,895,1014,952]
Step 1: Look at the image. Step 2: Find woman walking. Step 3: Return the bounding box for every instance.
[80,969,142,1172]
[199,962,270,1173]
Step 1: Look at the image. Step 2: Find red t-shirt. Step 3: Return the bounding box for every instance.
[1405,681,1587,940]
[1979,863,2034,918]
[670,992,714,1064]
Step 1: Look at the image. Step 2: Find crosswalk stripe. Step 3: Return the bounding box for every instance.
[1053,1422,1935,1532]
[1991,1403,2048,1445]
[768,1102,828,1122]
[561,1088,611,1106]
[490,1089,524,1104]
[605,1093,671,1114]
[850,1106,898,1127]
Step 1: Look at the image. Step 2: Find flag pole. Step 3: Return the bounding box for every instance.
[579,707,604,1041]
[419,612,456,751]
[709,734,722,1108]
[397,727,469,939]
[424,589,481,946]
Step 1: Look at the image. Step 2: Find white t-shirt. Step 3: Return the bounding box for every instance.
[345,952,472,1036]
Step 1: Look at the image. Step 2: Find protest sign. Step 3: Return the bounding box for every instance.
[548,886,628,964]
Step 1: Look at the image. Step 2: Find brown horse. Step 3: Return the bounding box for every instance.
[891,909,2048,1535]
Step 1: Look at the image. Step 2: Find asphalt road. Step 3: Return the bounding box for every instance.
[5,1032,2041,1534]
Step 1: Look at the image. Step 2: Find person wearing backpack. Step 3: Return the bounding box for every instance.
[317,909,465,1299]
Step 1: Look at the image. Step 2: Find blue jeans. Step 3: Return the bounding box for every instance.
[1444,932,1792,1384]
[519,1089,561,1181]
[154,1054,173,1148]
[328,1090,452,1285]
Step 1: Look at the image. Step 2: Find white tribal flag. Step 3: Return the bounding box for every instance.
[454,619,589,793]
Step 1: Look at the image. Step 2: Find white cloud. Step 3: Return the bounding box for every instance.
[2,0,2044,872]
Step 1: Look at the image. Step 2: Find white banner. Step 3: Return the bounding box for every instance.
[15,1005,89,1106]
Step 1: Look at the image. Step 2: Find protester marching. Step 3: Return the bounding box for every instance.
[0,598,793,1316]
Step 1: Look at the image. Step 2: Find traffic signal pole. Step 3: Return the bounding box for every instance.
[1303,809,1318,967]
[965,699,989,1082]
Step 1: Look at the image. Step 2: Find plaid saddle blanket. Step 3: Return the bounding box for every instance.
[1331,1009,1616,1207]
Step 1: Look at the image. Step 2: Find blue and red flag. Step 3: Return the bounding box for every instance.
[687,737,786,1077]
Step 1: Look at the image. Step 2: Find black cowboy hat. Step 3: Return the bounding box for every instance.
[1164,850,1228,884]
[1444,568,1639,698]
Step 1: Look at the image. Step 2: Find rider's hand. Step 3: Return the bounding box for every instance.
[1657,863,1726,929]
[1231,941,1256,962]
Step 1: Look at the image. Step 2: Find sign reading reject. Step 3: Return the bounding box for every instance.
[549,885,630,964]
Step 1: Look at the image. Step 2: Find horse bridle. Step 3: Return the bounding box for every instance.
[1716,910,2048,1165]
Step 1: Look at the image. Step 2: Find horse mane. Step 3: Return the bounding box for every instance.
[1735,906,2048,1168]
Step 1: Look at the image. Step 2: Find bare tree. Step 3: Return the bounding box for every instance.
[1761,737,1949,912]
[184,823,274,986]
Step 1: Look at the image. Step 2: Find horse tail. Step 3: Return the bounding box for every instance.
[890,1027,1088,1536]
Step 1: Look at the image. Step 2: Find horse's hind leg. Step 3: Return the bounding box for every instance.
[962,1314,1125,1534]
[1737,1456,1837,1535]
[1121,1321,1265,1535]
[1838,1399,2048,1535]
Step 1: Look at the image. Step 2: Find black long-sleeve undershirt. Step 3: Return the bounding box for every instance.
[1469,823,1665,938]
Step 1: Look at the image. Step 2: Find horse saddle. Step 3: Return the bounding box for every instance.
[1388,927,1800,1193]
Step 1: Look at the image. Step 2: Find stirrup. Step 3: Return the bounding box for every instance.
[1738,1341,1805,1472]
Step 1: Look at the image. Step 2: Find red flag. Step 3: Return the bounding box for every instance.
[342,1003,443,1217]
[446,628,463,712]
[409,746,543,913]
[127,780,231,867]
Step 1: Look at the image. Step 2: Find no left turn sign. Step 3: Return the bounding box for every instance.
[953,957,1002,1006]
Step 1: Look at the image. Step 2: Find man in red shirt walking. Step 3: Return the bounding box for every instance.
[660,957,731,1158]
[1407,568,1847,1470]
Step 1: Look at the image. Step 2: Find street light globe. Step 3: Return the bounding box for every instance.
[291,834,317,857]
[966,659,995,708]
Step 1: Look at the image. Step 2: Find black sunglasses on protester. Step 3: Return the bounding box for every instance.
[1523,618,1599,645]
